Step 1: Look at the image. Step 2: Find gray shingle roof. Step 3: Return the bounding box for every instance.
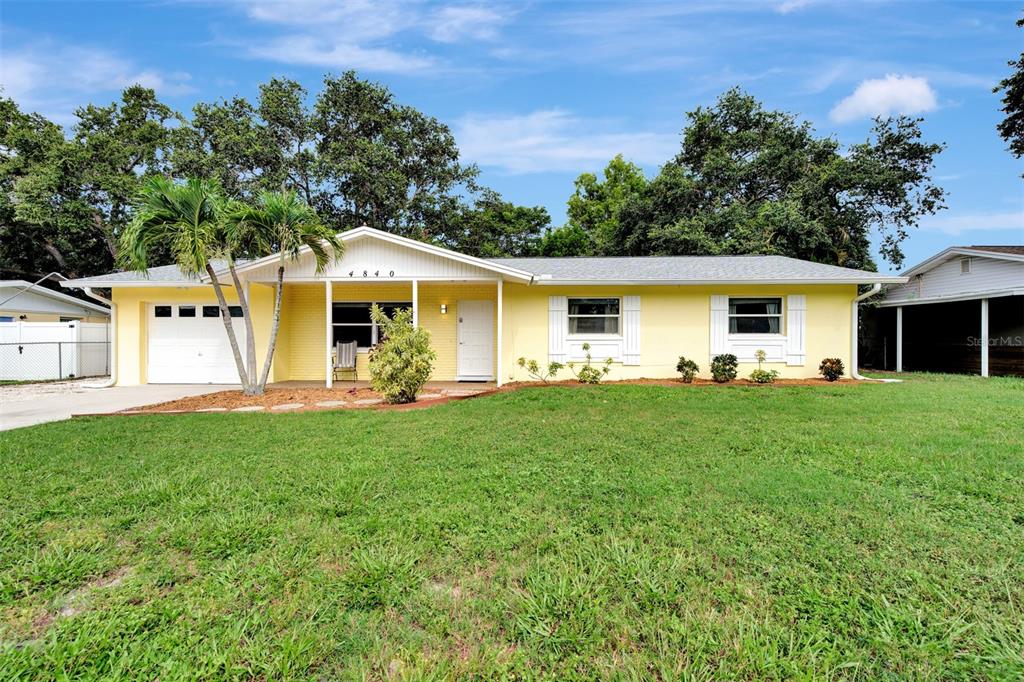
[63,253,901,286]
[488,255,903,283]
[62,260,248,286]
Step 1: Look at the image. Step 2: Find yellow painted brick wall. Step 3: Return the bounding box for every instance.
[418,282,498,381]
[278,284,327,381]
[500,284,857,381]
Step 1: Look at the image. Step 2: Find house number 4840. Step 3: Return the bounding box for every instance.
[348,270,396,277]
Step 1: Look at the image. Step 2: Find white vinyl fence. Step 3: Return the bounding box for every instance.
[0,322,110,381]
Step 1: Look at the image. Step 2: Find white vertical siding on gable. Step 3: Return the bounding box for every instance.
[243,236,499,281]
[548,296,567,363]
[885,255,1024,302]
[785,294,806,365]
[623,295,641,365]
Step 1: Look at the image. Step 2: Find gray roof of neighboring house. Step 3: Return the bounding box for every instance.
[0,280,111,315]
[488,255,904,283]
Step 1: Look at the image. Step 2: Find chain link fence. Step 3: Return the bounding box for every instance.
[0,341,110,382]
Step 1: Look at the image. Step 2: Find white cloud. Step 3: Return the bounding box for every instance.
[0,37,193,122]
[429,5,508,43]
[243,0,412,39]
[456,110,677,174]
[919,210,1024,235]
[776,0,817,13]
[247,35,436,73]
[230,0,507,72]
[830,74,938,123]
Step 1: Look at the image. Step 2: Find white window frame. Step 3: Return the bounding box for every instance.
[566,297,622,338]
[960,257,972,274]
[332,301,411,352]
[727,296,784,337]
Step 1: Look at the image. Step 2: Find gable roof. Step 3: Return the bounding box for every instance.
[0,280,111,315]
[900,245,1024,278]
[490,255,904,284]
[60,226,904,288]
[224,226,535,282]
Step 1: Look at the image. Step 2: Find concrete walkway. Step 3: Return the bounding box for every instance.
[0,380,234,431]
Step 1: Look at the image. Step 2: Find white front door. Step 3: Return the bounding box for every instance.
[457,300,493,380]
[147,303,246,384]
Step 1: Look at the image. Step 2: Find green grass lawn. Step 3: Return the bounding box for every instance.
[2,375,1023,680]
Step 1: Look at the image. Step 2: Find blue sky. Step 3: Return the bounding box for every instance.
[1,0,1022,272]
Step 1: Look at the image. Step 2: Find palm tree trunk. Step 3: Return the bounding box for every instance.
[257,263,285,391]
[227,262,260,396]
[206,263,250,390]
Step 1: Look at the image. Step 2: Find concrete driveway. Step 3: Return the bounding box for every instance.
[0,379,235,431]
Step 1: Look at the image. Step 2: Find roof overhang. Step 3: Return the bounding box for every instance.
[530,276,908,286]
[901,246,1024,278]
[220,226,535,283]
[5,281,111,314]
[876,288,1024,307]
[61,278,212,289]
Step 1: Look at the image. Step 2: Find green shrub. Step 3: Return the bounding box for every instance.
[367,305,436,404]
[749,368,779,384]
[517,357,564,382]
[749,349,779,384]
[676,356,699,383]
[568,343,612,384]
[819,357,845,381]
[710,354,738,383]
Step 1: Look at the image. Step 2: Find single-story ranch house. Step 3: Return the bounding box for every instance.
[60,226,904,386]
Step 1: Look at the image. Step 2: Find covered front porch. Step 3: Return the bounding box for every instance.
[229,226,535,388]
[267,279,505,387]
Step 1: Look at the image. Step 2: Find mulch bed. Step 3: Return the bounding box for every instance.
[500,377,860,390]
[118,377,861,416]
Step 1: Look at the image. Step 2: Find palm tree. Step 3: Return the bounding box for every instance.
[119,177,254,392]
[225,190,343,392]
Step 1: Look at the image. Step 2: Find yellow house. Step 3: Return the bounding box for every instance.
[59,227,905,386]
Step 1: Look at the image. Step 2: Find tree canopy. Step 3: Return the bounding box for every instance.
[607,89,945,269]
[2,78,948,280]
[994,17,1024,172]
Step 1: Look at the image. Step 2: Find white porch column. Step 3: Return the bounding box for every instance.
[325,279,333,388]
[412,279,419,327]
[496,279,503,387]
[895,306,903,372]
[981,298,989,377]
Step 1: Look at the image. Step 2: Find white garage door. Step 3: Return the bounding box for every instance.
[147,303,246,384]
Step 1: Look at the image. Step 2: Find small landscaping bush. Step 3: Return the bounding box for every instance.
[819,357,845,382]
[676,356,699,383]
[568,343,613,384]
[749,349,779,384]
[517,357,564,382]
[710,354,738,383]
[368,305,437,404]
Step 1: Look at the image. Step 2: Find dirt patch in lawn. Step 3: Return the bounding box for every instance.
[119,385,492,414]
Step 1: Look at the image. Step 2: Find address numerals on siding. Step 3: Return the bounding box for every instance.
[348,270,396,278]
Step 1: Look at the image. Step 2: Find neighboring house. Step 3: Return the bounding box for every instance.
[0,280,110,323]
[863,246,1023,377]
[59,226,902,386]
